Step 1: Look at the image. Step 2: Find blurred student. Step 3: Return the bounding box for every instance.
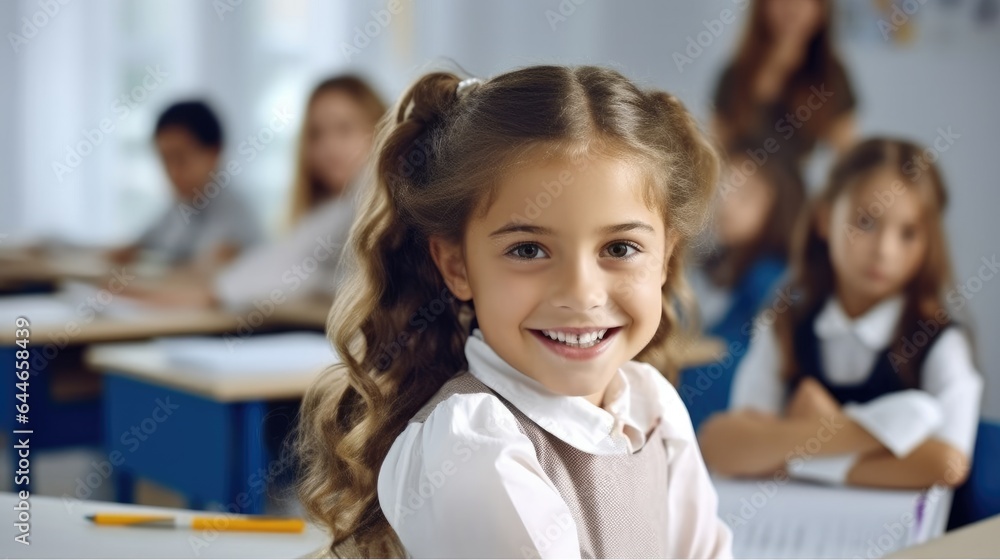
[681,141,805,428]
[712,0,858,166]
[699,138,982,490]
[693,141,806,343]
[212,75,385,309]
[108,101,262,270]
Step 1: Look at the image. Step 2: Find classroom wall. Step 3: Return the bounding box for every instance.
[0,2,16,240]
[2,0,997,416]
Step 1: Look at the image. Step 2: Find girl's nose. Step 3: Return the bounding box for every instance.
[875,229,897,260]
[550,255,608,312]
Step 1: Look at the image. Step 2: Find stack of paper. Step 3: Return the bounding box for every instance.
[712,475,950,558]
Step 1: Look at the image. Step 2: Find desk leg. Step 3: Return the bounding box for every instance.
[114,469,134,504]
[2,346,102,495]
[240,401,267,515]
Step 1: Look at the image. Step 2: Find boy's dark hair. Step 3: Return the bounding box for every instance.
[154,101,223,149]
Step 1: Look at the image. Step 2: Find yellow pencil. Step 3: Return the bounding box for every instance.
[85,513,306,533]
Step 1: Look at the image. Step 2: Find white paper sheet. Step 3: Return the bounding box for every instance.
[712,475,950,559]
[154,332,338,377]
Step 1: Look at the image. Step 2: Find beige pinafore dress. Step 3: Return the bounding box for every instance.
[407,372,673,558]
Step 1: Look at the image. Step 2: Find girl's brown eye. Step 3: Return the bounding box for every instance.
[604,241,639,259]
[506,243,548,260]
[517,245,539,259]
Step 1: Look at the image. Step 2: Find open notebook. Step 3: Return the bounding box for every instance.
[712,475,951,559]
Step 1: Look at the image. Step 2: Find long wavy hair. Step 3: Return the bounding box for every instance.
[775,137,955,388]
[295,65,720,556]
[720,0,851,142]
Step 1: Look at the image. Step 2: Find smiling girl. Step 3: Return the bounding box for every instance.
[296,66,733,558]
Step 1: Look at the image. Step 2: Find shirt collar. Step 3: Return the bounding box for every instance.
[464,329,640,455]
[813,295,905,350]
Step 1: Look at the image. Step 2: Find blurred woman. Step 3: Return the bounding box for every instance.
[712,0,858,166]
[212,76,386,309]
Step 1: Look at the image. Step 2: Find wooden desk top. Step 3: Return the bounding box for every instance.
[0,294,330,346]
[887,514,1000,558]
[642,335,727,377]
[268,296,331,329]
[0,492,330,559]
[0,247,111,284]
[0,297,242,346]
[84,336,335,402]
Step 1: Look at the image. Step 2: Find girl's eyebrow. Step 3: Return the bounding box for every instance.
[488,220,656,238]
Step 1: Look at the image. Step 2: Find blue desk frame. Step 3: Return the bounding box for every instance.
[102,373,271,514]
[0,346,103,493]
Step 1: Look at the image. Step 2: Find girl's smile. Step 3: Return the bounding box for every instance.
[528,326,624,360]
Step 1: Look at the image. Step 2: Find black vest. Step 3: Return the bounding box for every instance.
[788,306,952,405]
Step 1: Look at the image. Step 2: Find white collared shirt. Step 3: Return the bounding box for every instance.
[377,329,733,558]
[214,190,357,310]
[730,295,983,483]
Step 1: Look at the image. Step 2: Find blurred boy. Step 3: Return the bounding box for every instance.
[108,101,261,271]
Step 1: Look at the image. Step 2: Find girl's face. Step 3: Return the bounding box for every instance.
[715,158,775,248]
[432,154,671,405]
[823,169,929,311]
[764,0,824,44]
[306,90,375,197]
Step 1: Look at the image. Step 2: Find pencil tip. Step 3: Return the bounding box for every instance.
[85,514,95,521]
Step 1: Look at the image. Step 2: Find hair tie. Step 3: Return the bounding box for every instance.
[456,77,483,100]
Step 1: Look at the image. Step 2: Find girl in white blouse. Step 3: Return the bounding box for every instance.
[699,137,983,490]
[213,76,385,308]
[295,66,733,558]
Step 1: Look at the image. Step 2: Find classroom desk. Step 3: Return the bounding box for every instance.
[0,293,331,496]
[84,335,335,514]
[0,247,111,289]
[0,305,242,346]
[887,514,1000,558]
[0,294,330,346]
[0,492,329,559]
[268,296,332,331]
[0,295,251,461]
[84,338,329,402]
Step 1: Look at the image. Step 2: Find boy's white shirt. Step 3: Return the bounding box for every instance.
[731,295,983,484]
[377,329,733,559]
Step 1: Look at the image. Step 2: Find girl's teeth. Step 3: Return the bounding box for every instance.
[540,329,611,348]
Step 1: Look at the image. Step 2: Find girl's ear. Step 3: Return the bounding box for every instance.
[816,202,832,241]
[429,235,473,301]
